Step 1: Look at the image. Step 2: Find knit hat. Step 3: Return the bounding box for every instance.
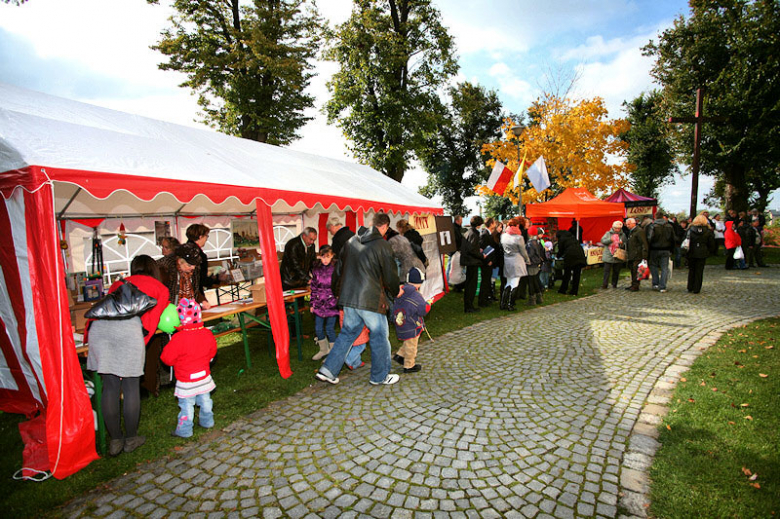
[407,267,425,284]
[544,240,553,251]
[177,298,202,325]
[175,243,202,266]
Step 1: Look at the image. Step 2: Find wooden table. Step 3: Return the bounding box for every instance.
[201,289,310,369]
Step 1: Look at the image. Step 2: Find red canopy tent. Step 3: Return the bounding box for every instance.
[605,188,657,219]
[525,187,624,243]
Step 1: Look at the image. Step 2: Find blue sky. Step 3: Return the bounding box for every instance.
[1,0,774,213]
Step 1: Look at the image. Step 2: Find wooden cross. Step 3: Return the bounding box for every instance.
[668,87,726,219]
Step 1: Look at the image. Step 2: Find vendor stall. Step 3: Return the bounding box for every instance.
[605,188,657,220]
[0,83,443,478]
[525,187,625,245]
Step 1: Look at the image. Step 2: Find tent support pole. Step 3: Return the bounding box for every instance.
[57,187,81,219]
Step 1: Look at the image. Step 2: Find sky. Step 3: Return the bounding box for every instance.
[1,0,776,214]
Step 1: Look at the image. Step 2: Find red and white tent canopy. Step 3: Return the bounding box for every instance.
[0,83,442,478]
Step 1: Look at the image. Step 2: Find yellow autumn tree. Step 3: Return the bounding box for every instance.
[479,95,633,205]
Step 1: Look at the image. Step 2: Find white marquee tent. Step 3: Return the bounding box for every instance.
[0,83,442,478]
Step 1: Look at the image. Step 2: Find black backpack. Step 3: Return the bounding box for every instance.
[650,222,673,249]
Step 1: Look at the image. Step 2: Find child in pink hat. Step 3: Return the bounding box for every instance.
[161,298,217,438]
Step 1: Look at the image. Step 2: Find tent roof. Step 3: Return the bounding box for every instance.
[605,188,657,206]
[0,83,441,217]
[525,187,624,219]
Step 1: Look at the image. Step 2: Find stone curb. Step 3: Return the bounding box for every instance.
[617,313,778,518]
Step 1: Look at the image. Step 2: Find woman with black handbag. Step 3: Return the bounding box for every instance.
[86,255,169,456]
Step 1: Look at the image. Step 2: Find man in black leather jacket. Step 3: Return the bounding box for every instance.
[316,213,401,386]
[461,215,485,313]
[280,227,317,290]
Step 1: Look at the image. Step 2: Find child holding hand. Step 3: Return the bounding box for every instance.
[392,267,431,373]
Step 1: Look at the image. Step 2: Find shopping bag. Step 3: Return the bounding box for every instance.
[637,260,650,280]
[447,251,466,285]
[733,245,744,260]
[668,258,674,280]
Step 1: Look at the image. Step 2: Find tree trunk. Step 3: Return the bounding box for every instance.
[723,165,749,213]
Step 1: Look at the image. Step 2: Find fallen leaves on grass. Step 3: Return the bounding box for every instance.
[759,373,769,378]
[745,415,753,420]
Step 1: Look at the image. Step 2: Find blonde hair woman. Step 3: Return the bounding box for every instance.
[686,213,716,294]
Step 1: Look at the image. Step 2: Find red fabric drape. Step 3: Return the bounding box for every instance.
[318,213,329,248]
[255,200,292,378]
[345,211,357,232]
[28,187,98,478]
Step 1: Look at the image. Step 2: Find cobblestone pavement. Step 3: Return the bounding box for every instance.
[62,267,780,519]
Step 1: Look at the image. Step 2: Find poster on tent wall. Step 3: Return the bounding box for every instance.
[231,219,260,249]
[408,214,444,302]
[154,221,172,245]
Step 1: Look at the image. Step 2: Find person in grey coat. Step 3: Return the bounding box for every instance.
[600,221,627,289]
[500,216,530,310]
[385,228,425,280]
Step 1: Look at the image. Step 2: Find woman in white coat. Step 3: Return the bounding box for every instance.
[500,216,530,310]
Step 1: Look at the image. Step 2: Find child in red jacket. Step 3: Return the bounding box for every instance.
[161,298,217,438]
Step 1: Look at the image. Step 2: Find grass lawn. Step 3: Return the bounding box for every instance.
[649,317,780,519]
[703,245,779,266]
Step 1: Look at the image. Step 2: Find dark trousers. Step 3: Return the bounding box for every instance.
[748,245,764,267]
[528,273,542,295]
[687,257,706,293]
[464,265,479,311]
[629,259,641,289]
[725,248,735,270]
[558,265,583,295]
[602,262,623,287]
[479,264,493,305]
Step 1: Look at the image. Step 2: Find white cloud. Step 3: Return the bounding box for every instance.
[487,62,534,107]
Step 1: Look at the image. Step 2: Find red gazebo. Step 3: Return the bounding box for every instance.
[605,188,657,219]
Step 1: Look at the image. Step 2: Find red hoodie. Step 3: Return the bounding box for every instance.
[160,323,217,382]
[724,221,741,250]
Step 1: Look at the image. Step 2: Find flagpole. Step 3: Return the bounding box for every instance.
[511,125,523,216]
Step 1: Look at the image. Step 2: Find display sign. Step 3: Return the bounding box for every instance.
[585,246,604,265]
[411,213,437,236]
[434,216,457,255]
[627,205,654,218]
[231,219,260,249]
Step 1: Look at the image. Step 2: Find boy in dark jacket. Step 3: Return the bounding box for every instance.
[161,299,217,438]
[392,268,431,373]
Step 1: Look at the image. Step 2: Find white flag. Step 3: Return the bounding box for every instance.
[525,156,550,192]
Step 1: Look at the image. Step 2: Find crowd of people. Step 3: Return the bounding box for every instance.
[451,207,770,309]
[86,208,770,455]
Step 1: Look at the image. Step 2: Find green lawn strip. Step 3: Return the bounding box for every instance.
[649,318,779,519]
[0,267,606,517]
[702,245,779,266]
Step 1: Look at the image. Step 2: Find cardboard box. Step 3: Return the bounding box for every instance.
[70,301,94,331]
[250,280,266,304]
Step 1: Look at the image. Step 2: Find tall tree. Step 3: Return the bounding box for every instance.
[418,82,504,215]
[644,0,780,212]
[480,95,632,205]
[149,0,323,145]
[324,0,459,183]
[622,90,676,199]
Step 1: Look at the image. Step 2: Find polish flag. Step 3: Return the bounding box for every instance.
[486,161,514,195]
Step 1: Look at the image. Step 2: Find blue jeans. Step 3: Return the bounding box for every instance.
[320,307,391,384]
[649,250,671,290]
[175,392,214,438]
[345,343,366,369]
[314,315,337,343]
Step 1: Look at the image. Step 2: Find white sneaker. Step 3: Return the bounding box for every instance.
[315,371,339,385]
[652,285,659,290]
[370,374,400,385]
[659,289,667,293]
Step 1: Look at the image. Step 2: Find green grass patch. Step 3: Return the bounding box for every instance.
[703,245,779,266]
[0,267,605,517]
[649,317,780,519]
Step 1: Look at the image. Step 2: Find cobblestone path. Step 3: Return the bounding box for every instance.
[63,267,780,519]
